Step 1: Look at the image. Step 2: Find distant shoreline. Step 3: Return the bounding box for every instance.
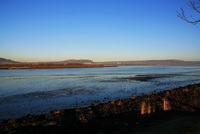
[1,63,200,70]
[0,63,116,70]
[1,58,200,67]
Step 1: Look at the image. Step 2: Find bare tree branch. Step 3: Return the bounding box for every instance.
[189,1,200,13]
[177,0,200,25]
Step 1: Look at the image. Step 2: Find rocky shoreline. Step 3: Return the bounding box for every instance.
[1,83,200,134]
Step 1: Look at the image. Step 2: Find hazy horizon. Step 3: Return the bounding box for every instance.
[1,0,200,62]
[2,57,200,63]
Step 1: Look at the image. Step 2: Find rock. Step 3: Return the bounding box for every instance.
[53,110,62,114]
[43,121,57,126]
[21,122,30,127]
[92,104,98,107]
[116,100,123,106]
[78,114,88,123]
[183,88,189,92]
[7,119,16,124]
[110,100,115,105]
[12,122,21,128]
[31,121,40,126]
[130,96,136,99]
[1,83,200,134]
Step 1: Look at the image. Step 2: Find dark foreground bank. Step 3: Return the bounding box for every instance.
[1,83,200,134]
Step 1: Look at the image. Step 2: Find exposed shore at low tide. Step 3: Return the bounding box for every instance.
[1,83,200,134]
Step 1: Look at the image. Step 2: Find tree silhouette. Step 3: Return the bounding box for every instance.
[177,0,200,25]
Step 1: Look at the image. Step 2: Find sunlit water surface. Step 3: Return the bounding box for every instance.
[0,66,200,120]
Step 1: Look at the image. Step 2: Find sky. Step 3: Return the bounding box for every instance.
[0,0,200,62]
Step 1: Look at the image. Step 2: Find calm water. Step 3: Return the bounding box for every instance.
[0,66,200,120]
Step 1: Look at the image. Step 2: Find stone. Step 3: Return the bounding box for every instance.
[53,110,62,114]
[31,121,40,126]
[43,121,57,126]
[130,96,136,99]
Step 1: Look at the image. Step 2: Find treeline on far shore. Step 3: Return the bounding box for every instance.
[0,63,107,69]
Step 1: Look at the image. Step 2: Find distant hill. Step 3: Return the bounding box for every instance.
[57,59,94,64]
[0,58,18,63]
[1,58,200,66]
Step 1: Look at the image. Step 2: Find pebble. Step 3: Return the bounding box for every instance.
[43,121,57,126]
[53,110,61,114]
[31,121,40,126]
[130,96,136,99]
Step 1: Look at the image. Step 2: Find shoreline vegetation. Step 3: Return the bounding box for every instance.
[1,58,200,70]
[0,63,115,70]
[1,83,200,134]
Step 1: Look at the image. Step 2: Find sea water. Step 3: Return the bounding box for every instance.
[0,66,200,120]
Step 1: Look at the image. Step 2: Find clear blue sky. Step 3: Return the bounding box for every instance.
[0,0,200,62]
